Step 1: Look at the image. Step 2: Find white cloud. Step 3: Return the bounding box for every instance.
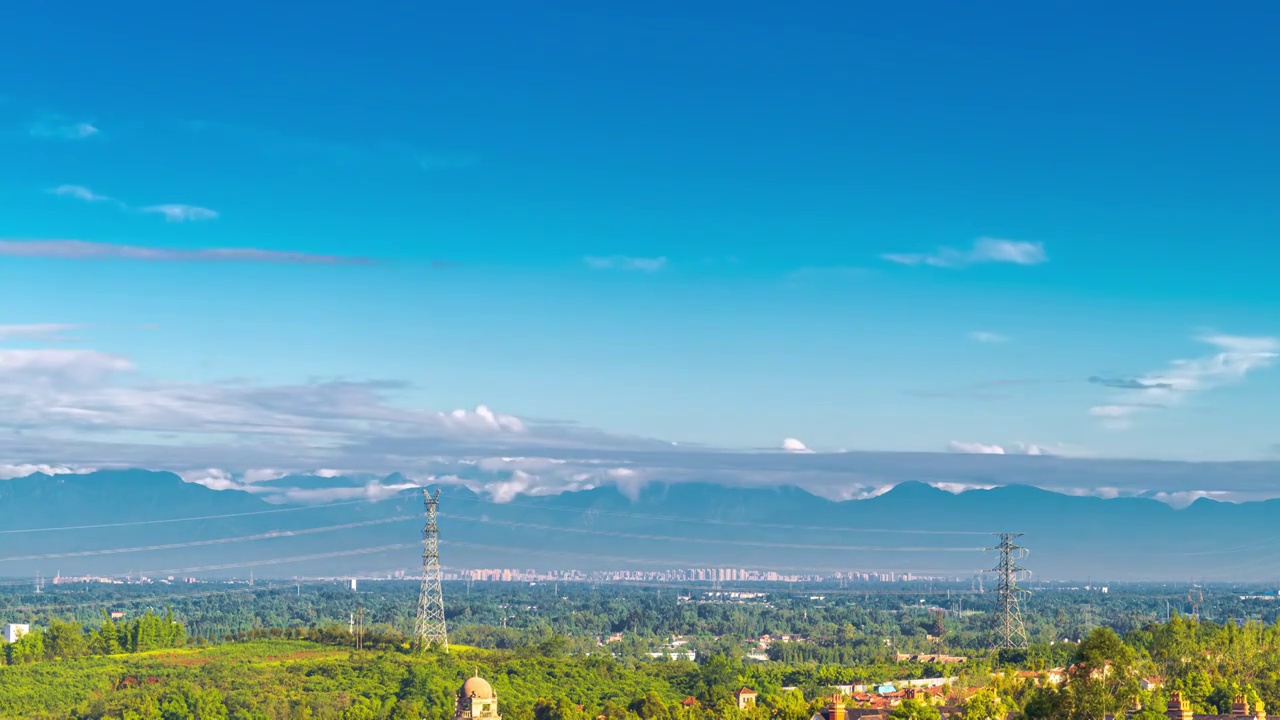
[782,438,814,453]
[0,239,370,265]
[1090,333,1278,428]
[0,349,135,385]
[276,481,419,505]
[0,464,94,480]
[139,204,219,222]
[0,324,84,342]
[1150,490,1233,510]
[50,185,114,203]
[441,406,526,433]
[969,331,1009,343]
[178,468,241,491]
[882,237,1047,268]
[930,481,998,494]
[583,256,668,272]
[946,440,1068,456]
[29,118,100,140]
[241,468,289,484]
[946,440,1006,454]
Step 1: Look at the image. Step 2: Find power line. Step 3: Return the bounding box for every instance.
[440,540,988,575]
[0,515,418,563]
[445,492,998,535]
[438,512,988,552]
[0,544,418,608]
[0,499,375,535]
[7,584,290,613]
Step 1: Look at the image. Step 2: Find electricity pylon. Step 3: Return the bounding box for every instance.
[413,488,448,652]
[988,532,1030,649]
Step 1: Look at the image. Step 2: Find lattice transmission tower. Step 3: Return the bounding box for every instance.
[413,488,449,652]
[988,532,1030,649]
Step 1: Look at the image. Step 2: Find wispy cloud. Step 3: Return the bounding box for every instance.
[881,237,1047,268]
[49,185,116,204]
[0,240,372,265]
[969,331,1009,343]
[1089,333,1279,429]
[1088,375,1174,390]
[583,256,668,272]
[48,186,216,221]
[0,324,85,342]
[28,116,100,140]
[139,204,219,222]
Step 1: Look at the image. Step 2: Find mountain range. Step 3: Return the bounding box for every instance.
[0,470,1273,582]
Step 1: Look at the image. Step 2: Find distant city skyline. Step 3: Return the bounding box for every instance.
[3,3,1280,506]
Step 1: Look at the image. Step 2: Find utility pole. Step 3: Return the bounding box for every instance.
[987,533,1030,649]
[413,488,449,652]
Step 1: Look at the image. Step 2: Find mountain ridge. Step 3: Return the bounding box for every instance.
[0,471,1274,580]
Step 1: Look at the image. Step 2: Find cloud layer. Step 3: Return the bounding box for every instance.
[3,330,1279,509]
[882,237,1047,268]
[947,440,1054,456]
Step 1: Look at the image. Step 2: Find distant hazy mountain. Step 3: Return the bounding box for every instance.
[0,470,1273,581]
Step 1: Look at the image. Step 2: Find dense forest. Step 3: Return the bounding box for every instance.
[3,582,1280,719]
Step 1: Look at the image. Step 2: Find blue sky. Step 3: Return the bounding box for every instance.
[2,1,1280,489]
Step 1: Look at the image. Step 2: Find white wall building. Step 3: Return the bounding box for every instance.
[4,623,30,643]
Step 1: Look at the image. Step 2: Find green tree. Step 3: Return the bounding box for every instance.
[1023,686,1068,720]
[44,619,87,660]
[889,700,941,720]
[6,629,45,665]
[961,689,1005,720]
[92,614,123,655]
[766,690,811,720]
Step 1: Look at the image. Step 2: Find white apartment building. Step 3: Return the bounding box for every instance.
[3,623,31,643]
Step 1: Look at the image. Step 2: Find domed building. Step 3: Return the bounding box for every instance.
[455,673,501,720]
